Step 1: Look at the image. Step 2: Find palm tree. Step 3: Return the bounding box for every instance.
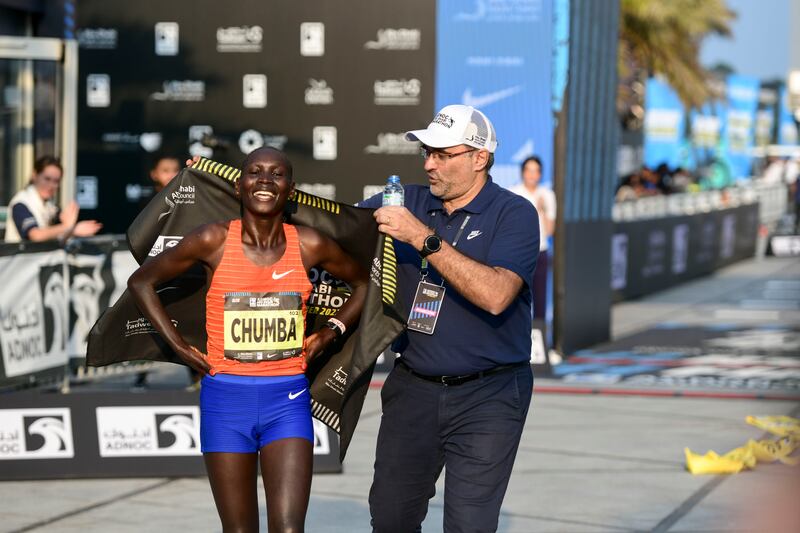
[618,0,735,128]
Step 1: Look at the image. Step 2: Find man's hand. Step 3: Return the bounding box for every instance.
[374,206,430,251]
[185,155,201,167]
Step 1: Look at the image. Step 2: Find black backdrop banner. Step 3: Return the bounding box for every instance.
[76,0,436,233]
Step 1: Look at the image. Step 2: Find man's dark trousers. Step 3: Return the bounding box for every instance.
[369,361,533,533]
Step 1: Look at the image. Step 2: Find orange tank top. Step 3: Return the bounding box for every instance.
[206,219,313,376]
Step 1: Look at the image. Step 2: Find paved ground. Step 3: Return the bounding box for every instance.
[2,256,800,532]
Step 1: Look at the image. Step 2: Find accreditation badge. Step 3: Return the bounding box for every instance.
[406,281,445,335]
[223,291,304,361]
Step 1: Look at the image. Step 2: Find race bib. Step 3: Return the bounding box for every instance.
[223,291,304,362]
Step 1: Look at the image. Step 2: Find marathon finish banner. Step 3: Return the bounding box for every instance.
[611,204,759,300]
[75,0,435,233]
[0,390,341,480]
[87,160,406,460]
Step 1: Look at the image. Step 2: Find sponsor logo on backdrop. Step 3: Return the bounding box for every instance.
[77,28,117,49]
[76,176,98,209]
[374,79,420,105]
[68,255,114,358]
[304,79,334,105]
[461,85,522,108]
[456,0,542,23]
[96,406,200,457]
[39,265,67,358]
[313,127,337,160]
[511,139,535,162]
[86,74,110,108]
[720,214,736,259]
[466,55,524,67]
[125,184,153,202]
[216,25,263,52]
[0,260,68,377]
[155,22,179,56]
[646,109,682,142]
[672,224,689,275]
[300,22,325,56]
[364,28,420,50]
[188,125,214,158]
[610,234,628,290]
[642,230,666,277]
[727,110,752,153]
[238,130,288,154]
[151,80,205,102]
[0,409,73,459]
[691,115,721,148]
[362,185,383,201]
[149,236,183,257]
[243,74,267,108]
[100,132,162,152]
[364,133,418,155]
[312,419,330,455]
[696,220,716,265]
[139,132,162,152]
[296,183,336,200]
[239,129,264,154]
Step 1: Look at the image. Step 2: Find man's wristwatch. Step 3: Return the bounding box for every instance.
[419,233,442,258]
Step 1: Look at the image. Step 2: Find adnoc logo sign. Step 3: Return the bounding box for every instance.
[0,409,74,460]
[96,406,201,457]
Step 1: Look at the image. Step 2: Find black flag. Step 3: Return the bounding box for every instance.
[87,158,406,459]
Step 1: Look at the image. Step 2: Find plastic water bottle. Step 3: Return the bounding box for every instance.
[382,175,404,206]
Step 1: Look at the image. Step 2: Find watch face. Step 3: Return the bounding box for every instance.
[425,234,441,252]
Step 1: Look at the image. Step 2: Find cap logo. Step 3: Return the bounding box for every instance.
[432,113,454,128]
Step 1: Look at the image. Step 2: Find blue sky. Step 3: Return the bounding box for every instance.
[700,0,790,82]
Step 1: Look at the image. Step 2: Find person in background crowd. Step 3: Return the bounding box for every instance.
[360,104,538,532]
[150,155,181,192]
[128,147,367,532]
[616,172,647,201]
[510,155,556,321]
[670,167,694,193]
[4,155,102,243]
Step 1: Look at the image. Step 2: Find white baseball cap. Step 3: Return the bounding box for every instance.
[405,104,498,153]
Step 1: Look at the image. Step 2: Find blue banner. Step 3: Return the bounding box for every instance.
[435,0,554,189]
[724,75,759,179]
[643,78,685,169]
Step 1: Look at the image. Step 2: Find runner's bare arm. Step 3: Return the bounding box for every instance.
[127,222,228,373]
[296,225,369,361]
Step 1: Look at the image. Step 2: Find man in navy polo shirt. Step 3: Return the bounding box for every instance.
[361,104,539,532]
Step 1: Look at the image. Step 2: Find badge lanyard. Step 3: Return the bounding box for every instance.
[420,213,471,281]
[409,213,470,335]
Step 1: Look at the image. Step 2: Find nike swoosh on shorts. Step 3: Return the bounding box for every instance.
[288,388,307,400]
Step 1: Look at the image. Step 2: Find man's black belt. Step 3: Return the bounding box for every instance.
[397,359,529,386]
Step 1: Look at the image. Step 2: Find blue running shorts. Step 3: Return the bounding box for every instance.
[199,373,313,453]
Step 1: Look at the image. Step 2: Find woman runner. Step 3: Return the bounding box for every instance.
[128,147,367,532]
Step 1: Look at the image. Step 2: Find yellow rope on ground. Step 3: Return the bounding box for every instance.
[685,415,800,474]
